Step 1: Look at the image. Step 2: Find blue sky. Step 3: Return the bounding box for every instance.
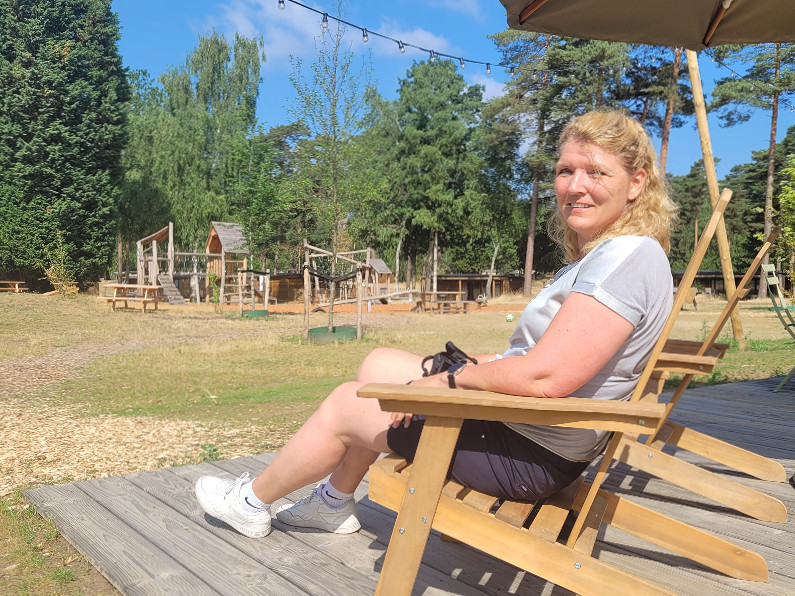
[112,0,795,179]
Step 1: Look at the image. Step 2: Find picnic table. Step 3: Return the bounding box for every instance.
[103,284,162,312]
[0,280,27,293]
[418,291,473,314]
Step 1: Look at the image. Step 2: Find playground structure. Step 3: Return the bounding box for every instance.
[130,224,411,322]
[301,240,417,340]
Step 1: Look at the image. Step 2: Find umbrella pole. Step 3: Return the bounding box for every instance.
[686,49,745,348]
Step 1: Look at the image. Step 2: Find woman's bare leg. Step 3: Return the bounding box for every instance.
[250,348,425,503]
[356,347,425,383]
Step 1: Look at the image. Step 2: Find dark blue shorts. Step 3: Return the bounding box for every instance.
[386,417,590,501]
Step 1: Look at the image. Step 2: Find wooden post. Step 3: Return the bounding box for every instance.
[220,252,226,306]
[686,49,745,348]
[303,241,310,340]
[264,274,271,314]
[356,269,363,340]
[238,271,243,317]
[151,240,158,285]
[136,240,144,285]
[168,222,175,282]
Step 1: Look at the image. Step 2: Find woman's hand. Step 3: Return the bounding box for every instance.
[389,412,414,428]
[388,373,448,428]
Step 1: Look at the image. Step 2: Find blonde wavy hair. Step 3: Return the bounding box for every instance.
[549,110,679,262]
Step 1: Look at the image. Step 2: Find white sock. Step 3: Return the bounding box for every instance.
[240,480,270,513]
[320,481,354,509]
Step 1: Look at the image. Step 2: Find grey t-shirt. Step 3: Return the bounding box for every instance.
[502,235,673,461]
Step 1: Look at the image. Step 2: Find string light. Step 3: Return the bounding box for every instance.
[277,0,795,114]
[278,0,499,75]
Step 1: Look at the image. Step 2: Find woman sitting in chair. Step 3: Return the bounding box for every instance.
[196,110,679,538]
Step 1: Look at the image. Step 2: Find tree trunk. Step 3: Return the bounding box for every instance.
[116,232,123,282]
[486,238,500,299]
[523,98,547,296]
[432,230,439,293]
[658,47,682,173]
[394,218,406,291]
[758,43,781,300]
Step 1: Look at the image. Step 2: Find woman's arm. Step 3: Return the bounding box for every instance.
[412,291,635,398]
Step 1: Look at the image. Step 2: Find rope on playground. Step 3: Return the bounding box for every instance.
[302,264,366,284]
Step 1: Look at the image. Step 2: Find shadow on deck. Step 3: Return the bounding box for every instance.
[24,378,795,595]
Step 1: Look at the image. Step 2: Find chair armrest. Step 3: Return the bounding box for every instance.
[357,383,664,434]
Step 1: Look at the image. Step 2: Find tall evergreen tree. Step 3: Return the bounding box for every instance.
[0,0,129,284]
[392,60,485,290]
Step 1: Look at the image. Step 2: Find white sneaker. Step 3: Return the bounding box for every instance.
[276,484,361,534]
[195,473,271,538]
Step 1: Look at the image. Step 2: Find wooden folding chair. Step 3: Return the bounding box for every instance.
[612,227,788,524]
[760,263,795,391]
[359,189,775,595]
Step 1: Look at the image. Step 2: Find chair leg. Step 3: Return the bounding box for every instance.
[615,436,787,522]
[774,364,795,392]
[374,416,462,596]
[590,484,769,582]
[650,422,786,482]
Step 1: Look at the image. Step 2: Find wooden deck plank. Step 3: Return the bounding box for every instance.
[22,378,795,595]
[77,475,299,594]
[24,482,217,595]
[130,462,377,595]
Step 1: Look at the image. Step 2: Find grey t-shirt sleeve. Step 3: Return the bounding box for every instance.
[571,235,670,326]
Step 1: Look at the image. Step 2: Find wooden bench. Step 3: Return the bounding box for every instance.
[435,300,475,314]
[0,281,27,293]
[418,292,473,314]
[102,284,162,312]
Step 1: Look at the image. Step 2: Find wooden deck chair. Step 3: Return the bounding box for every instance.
[760,263,795,391]
[611,227,788,523]
[359,189,773,595]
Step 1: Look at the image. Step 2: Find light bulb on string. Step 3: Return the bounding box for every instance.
[459,57,465,69]
[486,63,491,75]
[321,13,328,28]
[430,50,435,63]
[278,0,285,9]
[398,40,405,53]
[362,28,368,42]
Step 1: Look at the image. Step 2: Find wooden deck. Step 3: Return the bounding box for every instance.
[24,378,795,595]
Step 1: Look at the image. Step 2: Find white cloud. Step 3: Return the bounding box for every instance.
[373,18,456,59]
[429,0,483,20]
[219,0,259,38]
[468,73,505,101]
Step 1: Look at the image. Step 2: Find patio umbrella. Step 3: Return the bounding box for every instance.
[499,0,795,51]
[497,0,795,343]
